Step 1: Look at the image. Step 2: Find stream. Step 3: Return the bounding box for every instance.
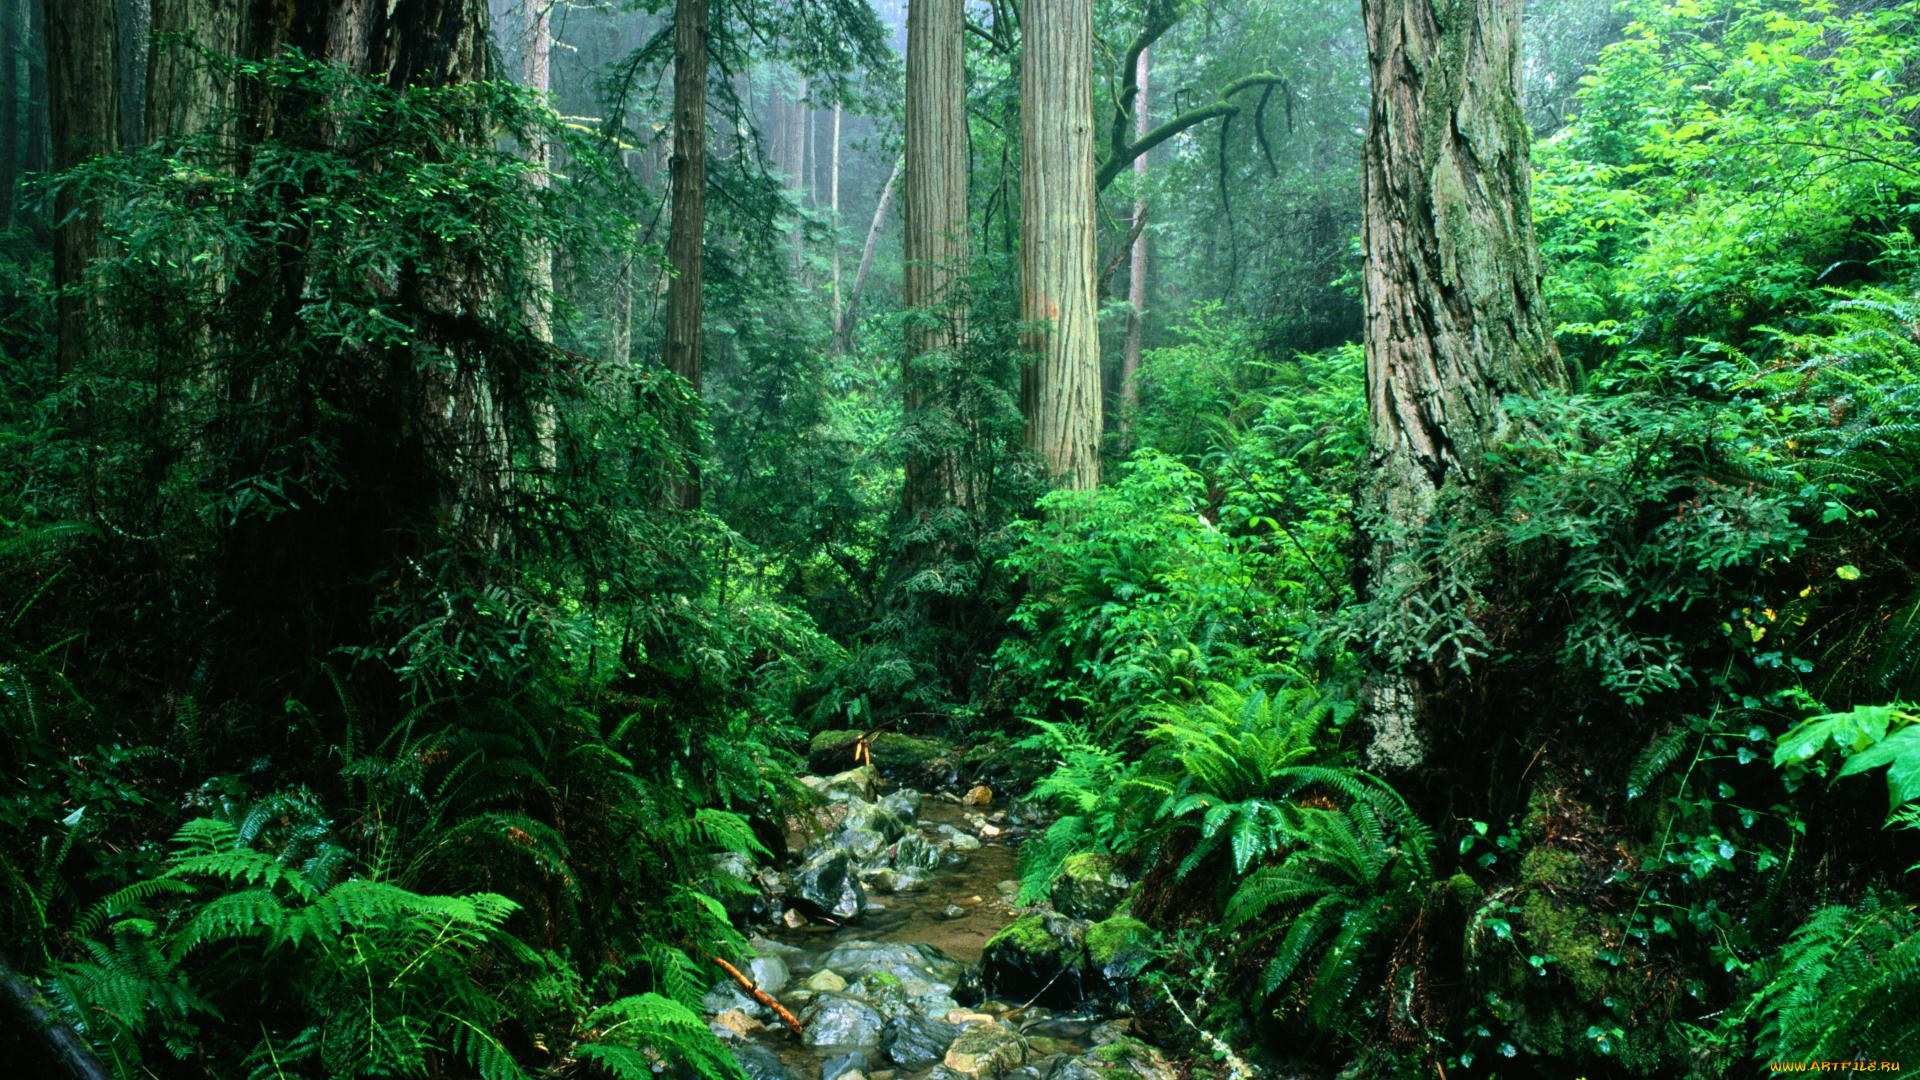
[700,768,1180,1080]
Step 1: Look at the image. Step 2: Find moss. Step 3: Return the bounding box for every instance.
[1090,1039,1142,1065]
[1447,872,1480,908]
[808,729,949,769]
[1085,915,1151,967]
[985,915,1061,958]
[1516,892,1616,1001]
[1058,852,1115,881]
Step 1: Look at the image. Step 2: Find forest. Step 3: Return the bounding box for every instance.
[2,0,1918,1075]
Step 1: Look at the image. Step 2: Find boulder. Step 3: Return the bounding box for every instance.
[823,1049,873,1080]
[1085,915,1154,984]
[836,801,909,862]
[817,941,965,1016]
[802,993,886,1048]
[942,1022,1028,1080]
[731,1045,796,1080]
[882,1014,961,1070]
[823,766,879,802]
[892,831,941,871]
[963,785,994,807]
[1049,854,1130,920]
[806,969,849,993]
[809,730,951,776]
[881,789,923,821]
[978,913,1090,1007]
[934,825,982,852]
[792,847,867,921]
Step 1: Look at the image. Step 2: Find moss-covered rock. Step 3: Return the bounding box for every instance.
[979,913,1089,1007]
[808,729,951,776]
[1049,853,1130,919]
[1085,915,1153,983]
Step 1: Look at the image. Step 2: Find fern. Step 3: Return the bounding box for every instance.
[575,992,747,1080]
[1627,724,1692,800]
[1752,895,1920,1059]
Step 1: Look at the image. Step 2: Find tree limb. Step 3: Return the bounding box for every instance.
[0,954,113,1080]
[1096,73,1290,192]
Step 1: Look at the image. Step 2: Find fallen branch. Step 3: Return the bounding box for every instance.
[0,953,113,1080]
[709,954,804,1036]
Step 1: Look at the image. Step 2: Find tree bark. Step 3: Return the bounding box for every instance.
[2,0,18,229]
[834,152,900,356]
[1020,0,1101,490]
[830,101,842,335]
[903,0,972,511]
[1358,0,1564,770]
[1119,45,1149,432]
[663,0,709,510]
[45,0,119,378]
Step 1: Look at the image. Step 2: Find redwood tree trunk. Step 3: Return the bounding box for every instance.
[663,0,709,509]
[1020,0,1101,490]
[1358,0,1564,769]
[902,0,971,513]
[45,0,118,378]
[835,153,900,356]
[1119,45,1149,431]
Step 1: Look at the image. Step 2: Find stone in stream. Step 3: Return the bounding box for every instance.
[709,1008,765,1039]
[891,831,941,871]
[703,981,771,1020]
[881,789,922,821]
[822,1048,873,1080]
[806,969,849,993]
[942,1021,1028,1080]
[1085,915,1154,984]
[964,785,994,807]
[816,940,964,1016]
[822,766,879,801]
[801,992,887,1048]
[747,954,791,996]
[934,825,982,851]
[882,1014,962,1070]
[792,846,868,921]
[861,867,931,895]
[731,1043,797,1080]
[940,904,966,920]
[978,912,1090,1007]
[835,800,909,862]
[1048,853,1131,920]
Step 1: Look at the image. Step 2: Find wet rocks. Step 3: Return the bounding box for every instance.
[882,1014,961,1069]
[979,912,1090,1007]
[942,1021,1028,1080]
[731,1043,796,1080]
[792,847,868,921]
[822,1048,873,1080]
[836,801,909,862]
[1049,854,1130,920]
[802,993,887,1048]
[1085,915,1154,983]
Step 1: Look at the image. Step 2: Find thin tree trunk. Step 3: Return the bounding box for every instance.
[2,0,18,229]
[834,152,900,356]
[1020,0,1101,490]
[1119,45,1149,432]
[903,0,972,511]
[830,101,842,336]
[663,0,708,510]
[1358,0,1564,770]
[45,0,118,378]
[24,0,45,178]
[115,0,146,148]
[523,0,556,473]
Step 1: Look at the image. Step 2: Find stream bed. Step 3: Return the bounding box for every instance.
[699,768,1181,1080]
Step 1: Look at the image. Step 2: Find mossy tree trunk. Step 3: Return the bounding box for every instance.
[1358,0,1564,769]
[1020,0,1102,491]
[45,0,118,379]
[663,0,709,509]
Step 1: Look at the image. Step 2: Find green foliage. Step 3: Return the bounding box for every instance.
[1751,894,1920,1060]
[1776,703,1920,815]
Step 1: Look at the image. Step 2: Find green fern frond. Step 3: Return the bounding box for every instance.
[1628,725,1692,800]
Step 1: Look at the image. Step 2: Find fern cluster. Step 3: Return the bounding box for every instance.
[1750,894,1920,1058]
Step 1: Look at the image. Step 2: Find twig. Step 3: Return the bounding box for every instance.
[709,955,804,1036]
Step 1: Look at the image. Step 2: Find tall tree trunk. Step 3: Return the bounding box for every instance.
[1358,0,1564,770]
[522,0,556,473]
[903,0,971,512]
[45,0,119,378]
[835,152,900,356]
[2,0,18,229]
[24,0,45,178]
[830,101,842,336]
[146,0,251,145]
[1020,0,1101,490]
[1119,45,1149,432]
[115,0,147,148]
[663,0,708,510]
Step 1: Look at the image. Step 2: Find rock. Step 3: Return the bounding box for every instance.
[1079,1034,1175,1080]
[883,1014,961,1070]
[810,731,952,776]
[802,993,887,1048]
[995,879,1020,897]
[711,851,765,920]
[979,912,1090,1007]
[703,981,769,1019]
[964,785,994,807]
[1050,854,1131,920]
[823,1049,873,1080]
[807,969,850,993]
[935,825,982,851]
[892,831,941,871]
[748,935,803,960]
[783,908,809,929]
[861,867,930,894]
[836,801,909,862]
[1085,915,1154,984]
[853,971,918,1020]
[732,1044,796,1080]
[941,904,967,919]
[792,846,867,921]
[943,1022,1028,1080]
[945,1009,995,1026]
[881,789,923,821]
[817,941,966,1016]
[748,954,791,996]
[1048,1059,1107,1080]
[712,1009,765,1038]
[978,822,1004,839]
[824,766,879,802]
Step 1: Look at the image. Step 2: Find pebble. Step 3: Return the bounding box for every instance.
[807,969,850,993]
[964,785,994,807]
[941,904,967,919]
[978,823,1004,839]
[713,1009,765,1037]
[783,908,809,929]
